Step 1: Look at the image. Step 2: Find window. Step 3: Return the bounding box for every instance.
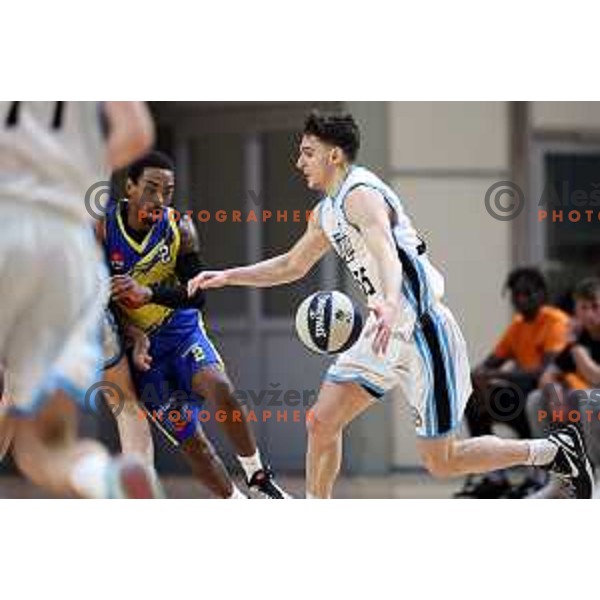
[262,130,322,317]
[188,134,249,317]
[543,151,600,267]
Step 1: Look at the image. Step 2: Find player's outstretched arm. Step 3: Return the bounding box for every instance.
[104,101,155,170]
[187,216,330,295]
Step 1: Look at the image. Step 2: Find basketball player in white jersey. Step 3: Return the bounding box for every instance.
[0,101,160,498]
[188,111,595,499]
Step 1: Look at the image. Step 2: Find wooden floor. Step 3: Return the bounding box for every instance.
[0,473,458,499]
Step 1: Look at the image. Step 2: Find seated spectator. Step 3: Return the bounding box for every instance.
[526,277,600,497]
[455,267,570,498]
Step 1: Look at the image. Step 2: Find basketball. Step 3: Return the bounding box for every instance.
[295,291,363,355]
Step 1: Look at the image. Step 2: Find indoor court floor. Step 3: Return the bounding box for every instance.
[0,474,458,499]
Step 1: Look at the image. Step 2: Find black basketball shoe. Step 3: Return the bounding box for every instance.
[547,424,594,499]
[247,468,292,499]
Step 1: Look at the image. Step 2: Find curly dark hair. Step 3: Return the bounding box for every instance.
[128,151,175,184]
[504,267,548,296]
[303,111,360,161]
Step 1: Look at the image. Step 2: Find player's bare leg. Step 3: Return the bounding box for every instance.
[146,408,246,499]
[10,390,159,498]
[192,366,256,455]
[192,365,290,498]
[104,355,154,466]
[416,435,533,479]
[180,424,240,498]
[416,422,596,498]
[306,381,374,499]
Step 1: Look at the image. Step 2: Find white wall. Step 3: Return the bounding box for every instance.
[532,102,600,131]
[387,102,512,467]
[390,101,508,172]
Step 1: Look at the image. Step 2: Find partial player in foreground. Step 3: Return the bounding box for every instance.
[188,111,595,499]
[0,101,160,498]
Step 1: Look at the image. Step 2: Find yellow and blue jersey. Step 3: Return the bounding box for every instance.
[105,199,193,335]
[104,199,223,443]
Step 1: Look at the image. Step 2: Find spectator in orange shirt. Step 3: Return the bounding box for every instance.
[455,268,570,498]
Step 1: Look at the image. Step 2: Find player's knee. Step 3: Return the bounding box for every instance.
[306,412,343,444]
[423,457,454,479]
[419,445,456,479]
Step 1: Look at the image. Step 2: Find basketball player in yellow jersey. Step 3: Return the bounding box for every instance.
[189,111,594,499]
[103,151,290,498]
[0,101,160,498]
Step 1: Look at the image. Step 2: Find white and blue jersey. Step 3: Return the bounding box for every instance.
[317,166,472,438]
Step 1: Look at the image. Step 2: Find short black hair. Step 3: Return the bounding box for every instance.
[504,267,547,295]
[128,151,175,184]
[574,277,600,302]
[303,111,360,162]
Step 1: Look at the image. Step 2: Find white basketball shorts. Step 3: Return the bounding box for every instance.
[326,302,472,438]
[0,199,107,415]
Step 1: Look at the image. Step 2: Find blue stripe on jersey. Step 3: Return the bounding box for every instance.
[429,307,458,430]
[395,242,455,435]
[413,326,435,436]
[420,312,453,435]
[411,251,433,314]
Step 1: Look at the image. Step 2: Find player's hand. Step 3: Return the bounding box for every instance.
[366,299,400,356]
[132,333,152,372]
[123,324,152,371]
[187,271,230,296]
[111,275,152,309]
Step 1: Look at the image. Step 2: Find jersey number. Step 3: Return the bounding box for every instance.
[158,244,170,263]
[352,267,376,296]
[189,345,206,363]
[4,102,65,129]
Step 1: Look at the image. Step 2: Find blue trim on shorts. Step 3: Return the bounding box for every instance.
[9,373,96,417]
[325,373,386,399]
[10,323,103,418]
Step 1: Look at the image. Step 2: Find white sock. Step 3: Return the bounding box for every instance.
[306,492,319,499]
[227,485,247,499]
[237,449,263,481]
[527,439,558,466]
[70,453,111,499]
